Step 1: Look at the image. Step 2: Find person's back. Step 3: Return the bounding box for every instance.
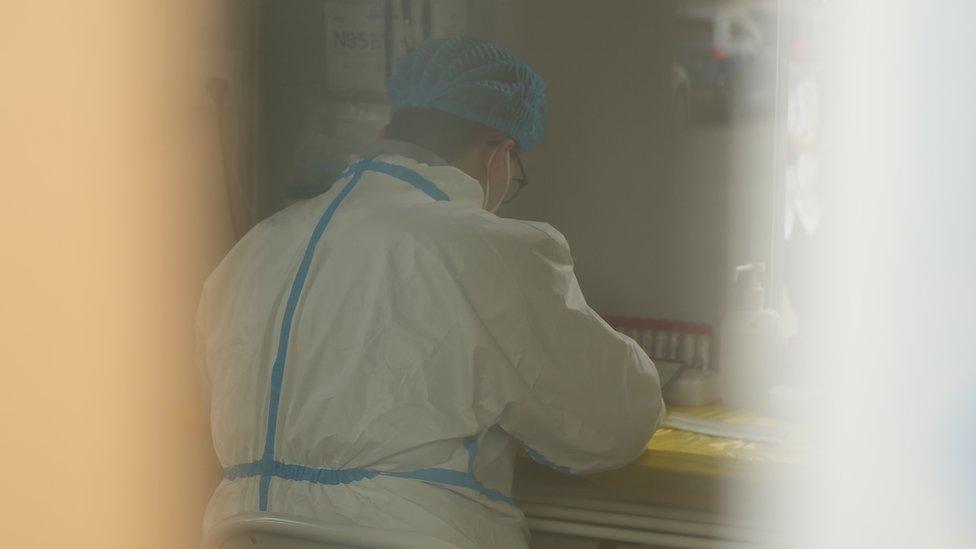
[198,37,664,548]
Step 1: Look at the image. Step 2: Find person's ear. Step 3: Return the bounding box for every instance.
[482,138,516,163]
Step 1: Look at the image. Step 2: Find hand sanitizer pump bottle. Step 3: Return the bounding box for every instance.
[719,263,785,409]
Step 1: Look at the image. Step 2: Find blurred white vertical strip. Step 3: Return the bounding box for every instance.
[784,0,976,547]
[0,1,228,546]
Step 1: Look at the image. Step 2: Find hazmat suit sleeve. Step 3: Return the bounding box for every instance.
[484,221,664,475]
[195,286,213,423]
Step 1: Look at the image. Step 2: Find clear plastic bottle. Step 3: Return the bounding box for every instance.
[718,263,786,409]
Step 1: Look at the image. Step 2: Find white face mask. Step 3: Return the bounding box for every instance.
[483,146,511,213]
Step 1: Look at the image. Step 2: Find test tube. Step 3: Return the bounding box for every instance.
[681,333,696,366]
[641,330,656,358]
[654,331,669,359]
[696,334,711,370]
[668,332,681,360]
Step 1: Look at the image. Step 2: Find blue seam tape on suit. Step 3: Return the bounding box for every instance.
[365,160,450,201]
[511,436,575,476]
[224,458,515,507]
[524,446,574,475]
[258,157,373,510]
[252,158,511,511]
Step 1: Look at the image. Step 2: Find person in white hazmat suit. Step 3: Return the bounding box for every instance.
[198,36,664,548]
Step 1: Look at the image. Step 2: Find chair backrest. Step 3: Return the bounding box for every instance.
[204,513,460,549]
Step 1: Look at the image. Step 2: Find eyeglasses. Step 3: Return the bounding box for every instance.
[503,149,529,204]
[486,141,530,205]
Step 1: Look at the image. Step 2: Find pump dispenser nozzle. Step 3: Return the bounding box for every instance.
[734,263,766,311]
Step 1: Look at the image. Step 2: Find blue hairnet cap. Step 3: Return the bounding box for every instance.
[386,36,548,151]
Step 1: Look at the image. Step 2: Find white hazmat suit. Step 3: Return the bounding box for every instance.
[198,144,664,548]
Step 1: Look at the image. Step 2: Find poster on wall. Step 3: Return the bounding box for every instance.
[429,0,468,38]
[324,0,470,95]
[324,0,387,95]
